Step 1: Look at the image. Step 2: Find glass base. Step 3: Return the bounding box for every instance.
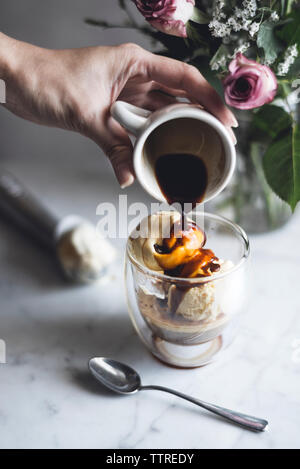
[150,334,223,368]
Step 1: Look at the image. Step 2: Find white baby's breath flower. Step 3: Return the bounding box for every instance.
[277,44,298,76]
[290,44,298,57]
[209,0,229,36]
[211,55,227,70]
[249,22,260,37]
[242,19,252,31]
[227,17,243,32]
[232,42,251,57]
[213,0,226,20]
[243,0,257,17]
[234,8,243,19]
[209,19,231,37]
[210,40,251,72]
[270,11,279,22]
[209,0,259,40]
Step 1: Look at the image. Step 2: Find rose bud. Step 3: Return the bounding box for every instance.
[223,53,277,110]
[133,0,195,38]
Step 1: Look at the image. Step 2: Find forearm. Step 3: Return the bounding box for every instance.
[0,33,33,110]
[0,32,57,123]
[0,33,22,83]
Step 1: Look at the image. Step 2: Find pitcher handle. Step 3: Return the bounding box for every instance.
[111,101,151,137]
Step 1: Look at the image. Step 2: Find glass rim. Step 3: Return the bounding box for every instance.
[126,211,250,285]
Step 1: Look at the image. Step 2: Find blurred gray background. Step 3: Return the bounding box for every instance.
[0,0,152,231]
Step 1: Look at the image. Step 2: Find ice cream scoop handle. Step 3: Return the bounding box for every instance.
[140,385,268,432]
[0,170,58,246]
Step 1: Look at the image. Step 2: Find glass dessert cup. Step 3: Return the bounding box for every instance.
[125,211,249,368]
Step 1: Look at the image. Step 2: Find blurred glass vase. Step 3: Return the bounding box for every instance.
[208,110,292,234]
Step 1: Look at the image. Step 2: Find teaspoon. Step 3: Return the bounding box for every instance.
[89,357,268,432]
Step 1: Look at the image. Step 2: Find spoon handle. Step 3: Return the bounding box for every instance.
[140,385,268,432]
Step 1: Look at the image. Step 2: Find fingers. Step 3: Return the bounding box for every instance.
[143,53,238,128]
[226,126,237,145]
[138,90,178,111]
[150,84,189,99]
[89,115,135,188]
[108,142,135,189]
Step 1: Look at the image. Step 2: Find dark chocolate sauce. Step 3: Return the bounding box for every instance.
[155,153,208,210]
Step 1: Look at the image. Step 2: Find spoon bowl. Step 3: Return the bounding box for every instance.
[89,357,141,395]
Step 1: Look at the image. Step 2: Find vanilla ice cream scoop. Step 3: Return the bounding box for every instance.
[56,218,116,283]
[130,211,181,272]
[170,259,234,320]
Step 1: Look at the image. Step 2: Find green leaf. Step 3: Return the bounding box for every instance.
[186,22,209,48]
[277,11,300,46]
[251,104,293,141]
[263,124,300,211]
[280,0,297,16]
[253,104,300,210]
[191,8,209,25]
[257,20,283,64]
[281,0,290,15]
[285,55,300,79]
[189,46,210,60]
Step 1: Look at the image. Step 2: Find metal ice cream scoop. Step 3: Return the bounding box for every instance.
[0,170,116,283]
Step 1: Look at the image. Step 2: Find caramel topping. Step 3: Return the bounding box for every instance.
[154,220,220,278]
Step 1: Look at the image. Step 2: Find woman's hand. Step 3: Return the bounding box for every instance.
[1,34,238,188]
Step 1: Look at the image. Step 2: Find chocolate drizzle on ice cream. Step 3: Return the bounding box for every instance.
[153,218,220,279]
[152,217,221,314]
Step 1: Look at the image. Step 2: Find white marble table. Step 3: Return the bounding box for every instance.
[0,142,299,449]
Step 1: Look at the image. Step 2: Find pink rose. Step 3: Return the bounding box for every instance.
[133,0,195,38]
[223,53,277,110]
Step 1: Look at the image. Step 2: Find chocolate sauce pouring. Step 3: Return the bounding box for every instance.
[154,153,220,313]
[155,153,208,211]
